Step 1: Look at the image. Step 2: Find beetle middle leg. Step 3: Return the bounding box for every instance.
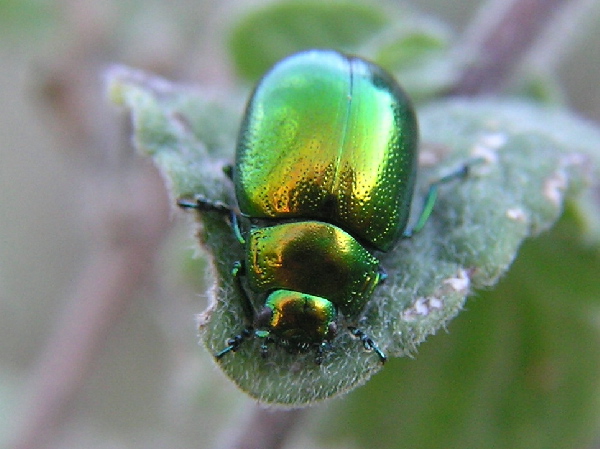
[177,193,233,214]
[177,194,245,245]
[403,158,483,238]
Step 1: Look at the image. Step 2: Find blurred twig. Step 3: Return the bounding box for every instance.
[10,1,174,448]
[11,166,171,449]
[448,0,573,95]
[221,407,306,449]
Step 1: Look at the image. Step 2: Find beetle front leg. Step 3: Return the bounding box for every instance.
[348,326,387,364]
[232,260,254,322]
[215,327,254,359]
[214,261,258,361]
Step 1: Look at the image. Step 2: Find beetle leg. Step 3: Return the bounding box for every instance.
[348,326,386,364]
[177,195,245,245]
[215,327,253,359]
[180,196,254,361]
[232,261,255,322]
[177,193,232,214]
[377,265,388,284]
[315,344,324,365]
[403,159,482,238]
[259,336,275,359]
[315,340,333,365]
[222,164,234,180]
[214,262,258,360]
[230,213,245,245]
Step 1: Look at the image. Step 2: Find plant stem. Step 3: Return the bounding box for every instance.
[224,407,306,449]
[449,0,573,95]
[10,167,172,449]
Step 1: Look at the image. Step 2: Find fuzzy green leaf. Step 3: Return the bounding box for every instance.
[107,67,599,406]
[228,1,389,82]
[367,19,458,99]
[0,0,56,39]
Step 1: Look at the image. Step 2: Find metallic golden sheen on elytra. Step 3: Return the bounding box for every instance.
[234,50,418,251]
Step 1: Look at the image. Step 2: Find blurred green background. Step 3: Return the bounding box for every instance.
[1,1,600,448]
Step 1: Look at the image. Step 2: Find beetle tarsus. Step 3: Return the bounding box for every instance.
[215,327,253,359]
[315,349,323,365]
[222,164,234,180]
[260,337,275,359]
[403,158,483,238]
[378,266,388,284]
[348,326,386,364]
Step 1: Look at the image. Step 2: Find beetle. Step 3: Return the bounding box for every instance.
[178,49,470,364]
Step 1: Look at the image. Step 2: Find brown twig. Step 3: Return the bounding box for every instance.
[10,1,175,447]
[10,166,171,449]
[224,407,306,449]
[448,0,573,95]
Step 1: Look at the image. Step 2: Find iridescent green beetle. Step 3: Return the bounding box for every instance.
[179,49,465,364]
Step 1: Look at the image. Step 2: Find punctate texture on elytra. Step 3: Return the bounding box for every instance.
[234,49,418,252]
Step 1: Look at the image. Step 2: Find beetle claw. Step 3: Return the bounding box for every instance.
[348,326,386,364]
